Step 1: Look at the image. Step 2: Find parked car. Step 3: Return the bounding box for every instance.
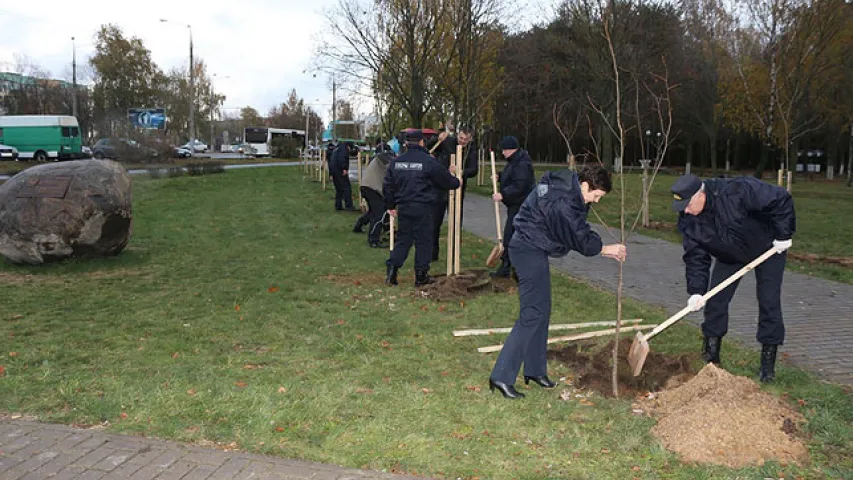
[82,145,92,158]
[0,143,19,161]
[181,139,208,153]
[173,146,192,158]
[92,138,158,161]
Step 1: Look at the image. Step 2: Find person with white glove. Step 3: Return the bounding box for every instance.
[672,174,795,383]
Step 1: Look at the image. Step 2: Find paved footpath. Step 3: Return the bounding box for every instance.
[0,420,424,480]
[462,193,853,387]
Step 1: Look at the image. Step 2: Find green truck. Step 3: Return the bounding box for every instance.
[0,115,86,161]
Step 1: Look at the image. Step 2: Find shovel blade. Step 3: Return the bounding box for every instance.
[486,243,504,267]
[627,331,650,377]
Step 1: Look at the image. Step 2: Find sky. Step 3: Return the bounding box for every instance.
[0,0,341,122]
[0,0,549,125]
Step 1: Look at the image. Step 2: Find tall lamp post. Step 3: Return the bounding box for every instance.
[160,19,194,145]
[71,37,78,119]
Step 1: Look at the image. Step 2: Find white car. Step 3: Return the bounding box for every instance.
[181,140,208,153]
[0,143,19,161]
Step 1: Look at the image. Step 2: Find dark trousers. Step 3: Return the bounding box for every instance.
[386,204,434,272]
[703,252,787,345]
[501,204,521,262]
[361,187,386,243]
[490,245,551,384]
[331,172,354,210]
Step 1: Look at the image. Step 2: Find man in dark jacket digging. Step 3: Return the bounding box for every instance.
[353,144,395,247]
[383,129,461,287]
[491,136,535,278]
[488,165,627,399]
[672,174,796,382]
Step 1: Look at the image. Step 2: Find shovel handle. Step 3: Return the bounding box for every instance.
[644,246,779,342]
[490,151,503,243]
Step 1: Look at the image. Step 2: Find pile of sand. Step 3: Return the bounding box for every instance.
[644,363,807,468]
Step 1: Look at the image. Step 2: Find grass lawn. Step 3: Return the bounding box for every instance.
[468,167,853,285]
[0,156,293,177]
[1,167,851,479]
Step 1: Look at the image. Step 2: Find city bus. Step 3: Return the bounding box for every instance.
[243,126,306,157]
[0,115,86,161]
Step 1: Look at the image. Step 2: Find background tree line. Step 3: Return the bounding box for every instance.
[320,0,853,176]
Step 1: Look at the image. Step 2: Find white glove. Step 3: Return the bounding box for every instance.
[687,294,705,312]
[773,239,792,254]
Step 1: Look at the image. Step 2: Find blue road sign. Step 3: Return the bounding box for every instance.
[128,108,166,129]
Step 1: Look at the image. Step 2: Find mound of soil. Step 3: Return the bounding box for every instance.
[643,363,807,468]
[549,338,698,397]
[417,269,513,301]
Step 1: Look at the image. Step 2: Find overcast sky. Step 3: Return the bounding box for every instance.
[0,0,549,124]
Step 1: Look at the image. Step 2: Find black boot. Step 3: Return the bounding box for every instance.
[414,269,434,287]
[702,336,722,364]
[490,258,511,278]
[369,240,387,249]
[352,216,368,233]
[759,344,778,383]
[385,266,398,286]
[489,379,525,399]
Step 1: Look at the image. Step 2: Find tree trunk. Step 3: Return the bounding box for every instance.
[710,133,718,174]
[602,123,614,169]
[847,124,852,186]
[754,143,770,178]
[733,134,744,171]
[724,137,732,172]
[685,140,693,175]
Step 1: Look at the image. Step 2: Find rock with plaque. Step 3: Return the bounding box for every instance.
[0,159,133,265]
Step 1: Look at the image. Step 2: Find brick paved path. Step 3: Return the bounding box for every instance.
[0,420,423,480]
[461,193,853,386]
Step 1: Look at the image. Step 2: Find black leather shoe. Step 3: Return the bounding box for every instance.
[385,266,399,286]
[414,270,435,287]
[759,344,778,383]
[490,259,511,278]
[702,336,722,364]
[524,375,557,388]
[489,379,525,399]
[369,241,387,249]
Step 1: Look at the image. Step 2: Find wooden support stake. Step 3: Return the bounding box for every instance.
[454,145,463,275]
[453,319,644,337]
[477,325,655,353]
[787,170,793,193]
[357,152,363,204]
[777,169,784,187]
[447,154,457,276]
[389,213,395,252]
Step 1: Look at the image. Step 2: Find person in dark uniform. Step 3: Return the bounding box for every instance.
[491,136,535,278]
[383,130,461,287]
[672,174,795,382]
[353,143,395,247]
[325,141,336,169]
[330,141,356,211]
[430,126,480,261]
[489,165,627,399]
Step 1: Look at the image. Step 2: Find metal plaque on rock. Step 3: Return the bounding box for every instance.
[16,176,73,199]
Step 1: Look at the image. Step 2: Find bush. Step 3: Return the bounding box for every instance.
[270,137,302,158]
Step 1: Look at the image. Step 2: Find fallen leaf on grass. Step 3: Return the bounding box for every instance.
[380,341,391,349]
[275,427,285,432]
[171,352,180,359]
[600,448,610,454]
[420,305,429,312]
[438,305,446,312]
[120,412,128,419]
[0,365,5,376]
[421,388,432,394]
[235,305,241,312]
[277,386,287,394]
[267,286,279,293]
[465,385,481,392]
[9,352,17,357]
[243,364,264,370]
[559,390,573,401]
[356,387,374,394]
[440,371,449,376]
[797,399,807,407]
[355,334,364,340]
[354,280,361,286]
[187,389,197,396]
[631,466,641,471]
[579,398,595,406]
[235,381,248,388]
[336,319,346,325]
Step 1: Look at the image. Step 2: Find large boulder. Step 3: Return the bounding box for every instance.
[0,159,132,265]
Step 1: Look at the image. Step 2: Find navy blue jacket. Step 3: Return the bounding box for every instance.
[438,137,479,184]
[499,149,535,207]
[679,176,796,295]
[383,145,461,209]
[511,170,603,258]
[329,143,350,175]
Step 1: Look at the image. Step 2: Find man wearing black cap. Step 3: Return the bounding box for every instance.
[383,129,462,287]
[672,174,795,382]
[491,136,535,278]
[330,141,357,211]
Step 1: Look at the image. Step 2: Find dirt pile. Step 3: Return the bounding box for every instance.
[417,269,512,301]
[549,338,697,397]
[643,363,807,468]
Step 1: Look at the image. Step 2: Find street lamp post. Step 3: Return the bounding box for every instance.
[160,19,194,145]
[71,37,78,118]
[645,129,651,160]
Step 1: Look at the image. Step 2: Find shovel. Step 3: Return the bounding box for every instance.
[486,150,504,268]
[627,246,779,376]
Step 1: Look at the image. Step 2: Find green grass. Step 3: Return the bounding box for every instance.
[469,168,853,285]
[1,167,851,479]
[0,156,295,176]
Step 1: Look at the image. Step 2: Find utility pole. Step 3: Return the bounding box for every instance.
[71,37,78,119]
[188,26,195,145]
[210,73,216,151]
[332,78,337,142]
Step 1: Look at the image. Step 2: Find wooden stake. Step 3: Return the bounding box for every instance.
[454,145,463,275]
[787,170,793,193]
[447,154,456,276]
[477,325,655,353]
[453,319,643,337]
[389,213,395,252]
[322,156,327,191]
[357,152,363,204]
